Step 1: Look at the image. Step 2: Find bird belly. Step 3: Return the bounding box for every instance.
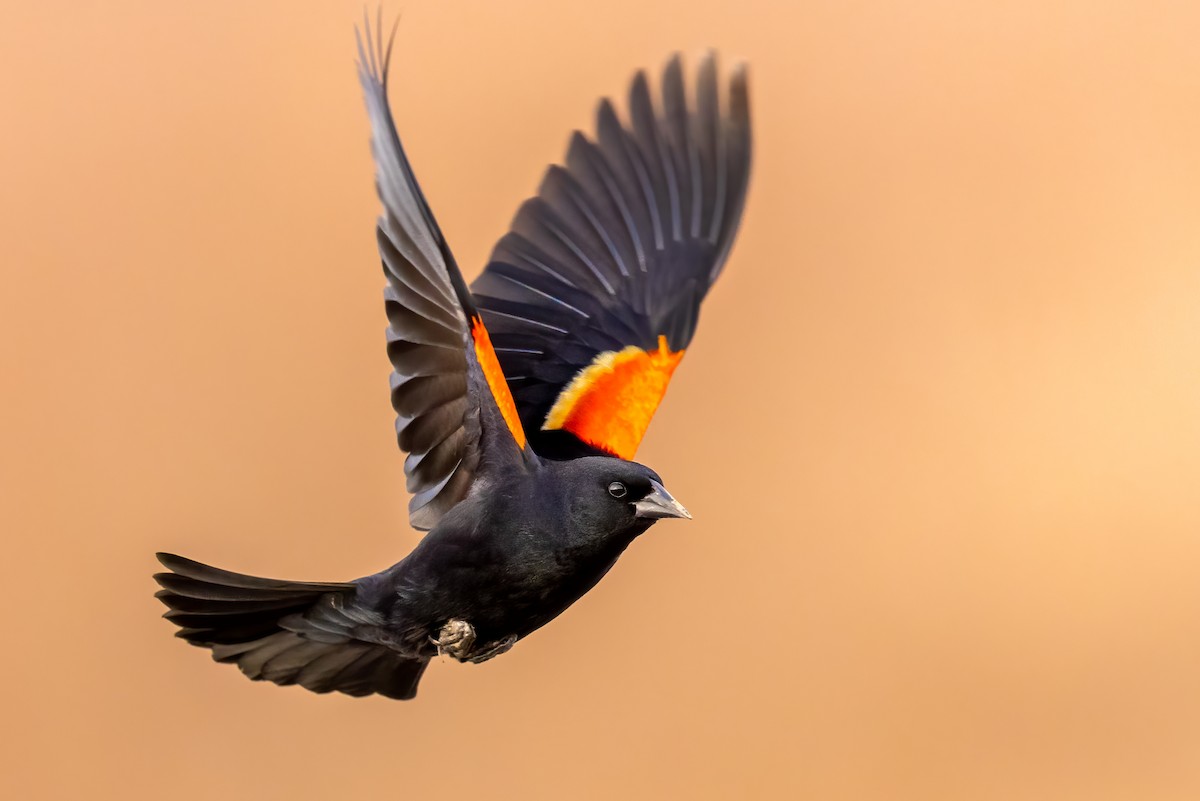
[457,547,625,644]
[386,519,635,651]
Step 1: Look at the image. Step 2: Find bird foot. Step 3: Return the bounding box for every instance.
[466,634,518,664]
[431,620,517,664]
[432,619,476,660]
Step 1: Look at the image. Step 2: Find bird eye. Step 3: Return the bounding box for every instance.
[608,481,627,498]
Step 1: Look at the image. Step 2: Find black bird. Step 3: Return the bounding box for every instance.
[154,19,752,700]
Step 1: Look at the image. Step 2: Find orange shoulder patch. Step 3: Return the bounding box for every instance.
[470,315,527,450]
[542,335,685,460]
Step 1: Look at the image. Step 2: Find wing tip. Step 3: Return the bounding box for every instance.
[354,9,405,111]
[729,61,751,107]
[664,51,685,74]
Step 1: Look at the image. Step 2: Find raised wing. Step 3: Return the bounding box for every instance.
[471,53,752,460]
[358,18,531,530]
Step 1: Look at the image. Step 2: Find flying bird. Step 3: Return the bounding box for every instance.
[154,18,751,700]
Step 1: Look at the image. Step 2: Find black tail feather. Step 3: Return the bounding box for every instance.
[154,553,428,700]
[153,552,345,647]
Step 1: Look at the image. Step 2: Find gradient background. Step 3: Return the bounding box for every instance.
[3,1,1200,799]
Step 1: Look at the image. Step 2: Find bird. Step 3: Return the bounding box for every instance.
[154,16,752,701]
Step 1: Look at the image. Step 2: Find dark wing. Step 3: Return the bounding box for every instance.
[470,53,752,460]
[358,18,532,530]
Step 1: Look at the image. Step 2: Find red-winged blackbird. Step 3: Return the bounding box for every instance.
[154,18,752,700]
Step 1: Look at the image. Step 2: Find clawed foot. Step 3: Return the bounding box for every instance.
[466,634,517,664]
[431,619,517,664]
[432,619,476,660]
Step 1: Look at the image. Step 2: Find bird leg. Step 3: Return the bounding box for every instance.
[432,619,476,661]
[466,634,518,664]
[431,620,517,664]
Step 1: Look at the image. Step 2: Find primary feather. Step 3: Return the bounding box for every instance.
[473,52,752,459]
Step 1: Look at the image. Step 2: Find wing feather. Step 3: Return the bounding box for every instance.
[358,16,531,529]
[473,53,752,458]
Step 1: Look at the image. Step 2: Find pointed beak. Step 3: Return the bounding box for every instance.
[633,479,692,520]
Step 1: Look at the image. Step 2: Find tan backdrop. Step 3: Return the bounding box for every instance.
[3,1,1200,799]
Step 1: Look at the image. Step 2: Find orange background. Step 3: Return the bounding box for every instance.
[3,2,1200,799]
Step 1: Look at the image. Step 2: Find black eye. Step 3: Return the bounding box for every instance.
[608,481,627,498]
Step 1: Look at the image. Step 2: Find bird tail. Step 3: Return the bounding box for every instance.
[153,552,428,700]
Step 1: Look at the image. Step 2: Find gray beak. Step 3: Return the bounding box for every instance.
[633,479,692,520]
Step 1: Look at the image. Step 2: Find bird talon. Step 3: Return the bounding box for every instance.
[466,634,518,664]
[432,618,476,661]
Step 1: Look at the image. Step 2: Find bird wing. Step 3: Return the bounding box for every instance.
[470,53,752,460]
[358,19,532,530]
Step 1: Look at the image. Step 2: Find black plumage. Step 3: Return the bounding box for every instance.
[154,16,751,700]
[474,51,751,457]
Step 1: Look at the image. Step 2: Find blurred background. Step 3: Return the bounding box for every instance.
[3,1,1200,799]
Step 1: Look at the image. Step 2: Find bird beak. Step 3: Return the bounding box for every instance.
[634,480,692,520]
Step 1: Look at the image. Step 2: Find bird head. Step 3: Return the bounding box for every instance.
[556,457,691,543]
